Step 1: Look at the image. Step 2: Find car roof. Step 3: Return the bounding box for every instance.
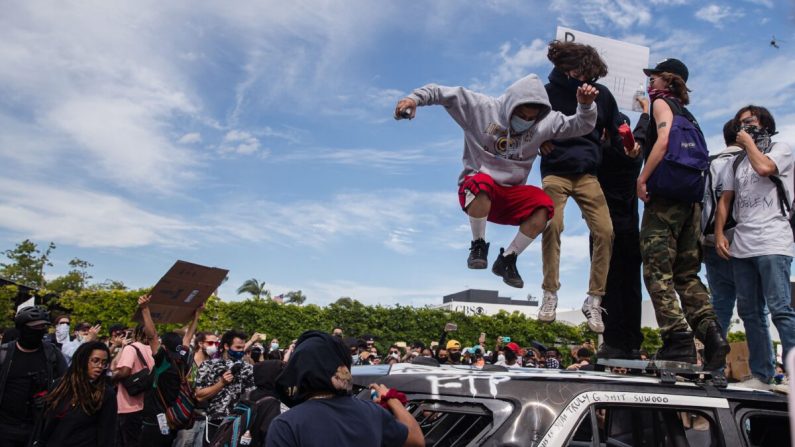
[352,363,788,404]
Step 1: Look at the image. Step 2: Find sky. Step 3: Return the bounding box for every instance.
[1,0,795,310]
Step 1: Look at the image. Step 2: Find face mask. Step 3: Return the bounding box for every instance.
[18,327,46,350]
[646,86,678,103]
[510,115,535,134]
[497,354,506,363]
[204,345,218,357]
[55,323,70,342]
[449,352,462,363]
[228,349,245,361]
[437,356,448,363]
[270,343,279,351]
[741,125,772,151]
[567,76,585,89]
[251,350,262,362]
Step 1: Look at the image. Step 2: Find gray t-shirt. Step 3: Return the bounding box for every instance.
[725,142,795,258]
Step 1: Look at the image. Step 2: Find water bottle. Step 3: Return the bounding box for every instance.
[156,413,170,435]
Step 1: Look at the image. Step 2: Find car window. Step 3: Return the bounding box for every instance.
[406,400,493,447]
[567,405,718,447]
[741,412,790,447]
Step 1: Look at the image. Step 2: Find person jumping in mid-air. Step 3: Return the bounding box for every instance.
[395,74,598,288]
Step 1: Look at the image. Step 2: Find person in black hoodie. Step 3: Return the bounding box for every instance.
[538,40,620,334]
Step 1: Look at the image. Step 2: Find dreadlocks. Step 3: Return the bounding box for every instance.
[547,40,608,82]
[46,341,109,415]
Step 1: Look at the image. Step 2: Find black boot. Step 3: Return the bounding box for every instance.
[467,239,489,269]
[701,320,730,371]
[655,331,696,364]
[491,248,523,288]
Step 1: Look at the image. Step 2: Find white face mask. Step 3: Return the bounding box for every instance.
[204,345,218,357]
[55,323,70,342]
[510,115,535,133]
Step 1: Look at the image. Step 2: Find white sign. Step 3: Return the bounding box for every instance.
[555,26,650,112]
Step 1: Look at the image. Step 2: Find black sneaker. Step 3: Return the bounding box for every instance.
[491,248,523,288]
[468,239,489,269]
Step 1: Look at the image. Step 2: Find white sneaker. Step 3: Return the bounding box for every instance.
[538,290,558,322]
[736,377,772,391]
[582,295,605,333]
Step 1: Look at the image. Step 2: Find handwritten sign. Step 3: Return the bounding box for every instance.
[555,26,650,112]
[134,260,228,324]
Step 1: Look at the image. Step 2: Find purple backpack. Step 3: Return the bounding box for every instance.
[647,99,709,203]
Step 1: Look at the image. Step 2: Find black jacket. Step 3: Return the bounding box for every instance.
[0,341,67,406]
[541,68,622,177]
[596,112,649,232]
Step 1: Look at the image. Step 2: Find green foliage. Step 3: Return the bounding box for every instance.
[47,258,94,294]
[284,290,307,305]
[236,278,270,300]
[640,327,662,354]
[727,331,746,343]
[0,239,55,288]
[0,286,18,327]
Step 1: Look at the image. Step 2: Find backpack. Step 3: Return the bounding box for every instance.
[154,360,196,430]
[766,166,795,239]
[121,344,152,396]
[647,99,710,203]
[209,393,279,447]
[701,150,745,243]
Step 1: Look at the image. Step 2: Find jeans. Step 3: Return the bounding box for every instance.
[732,255,795,382]
[703,245,736,337]
[173,418,207,447]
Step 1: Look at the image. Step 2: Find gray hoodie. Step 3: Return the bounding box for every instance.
[407,74,596,187]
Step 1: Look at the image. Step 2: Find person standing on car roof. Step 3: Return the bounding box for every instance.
[636,58,729,371]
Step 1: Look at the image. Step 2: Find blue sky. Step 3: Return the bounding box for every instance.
[1,0,794,310]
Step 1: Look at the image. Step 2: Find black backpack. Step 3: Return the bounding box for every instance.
[209,393,280,447]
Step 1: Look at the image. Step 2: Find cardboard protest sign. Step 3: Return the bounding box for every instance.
[555,26,650,112]
[136,260,228,324]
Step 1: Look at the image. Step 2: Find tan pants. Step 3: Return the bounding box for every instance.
[542,174,614,296]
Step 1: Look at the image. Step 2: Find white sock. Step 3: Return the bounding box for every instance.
[585,295,602,306]
[504,231,534,256]
[469,216,487,241]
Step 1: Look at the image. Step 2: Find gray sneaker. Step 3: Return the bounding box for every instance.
[582,295,605,333]
[538,290,557,322]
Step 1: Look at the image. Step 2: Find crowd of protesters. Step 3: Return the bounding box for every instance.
[0,293,617,447]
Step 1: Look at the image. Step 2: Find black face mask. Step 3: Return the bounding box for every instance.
[437,356,448,363]
[449,352,462,363]
[18,327,46,350]
[251,349,263,362]
[741,125,773,151]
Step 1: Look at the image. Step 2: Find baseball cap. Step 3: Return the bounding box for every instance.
[75,322,92,331]
[643,58,689,83]
[446,339,461,350]
[505,342,521,354]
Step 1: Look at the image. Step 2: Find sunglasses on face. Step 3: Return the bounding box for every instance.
[204,340,219,346]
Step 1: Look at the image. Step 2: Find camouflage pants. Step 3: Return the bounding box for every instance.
[640,198,717,339]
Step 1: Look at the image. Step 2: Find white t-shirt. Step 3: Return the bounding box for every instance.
[725,142,795,258]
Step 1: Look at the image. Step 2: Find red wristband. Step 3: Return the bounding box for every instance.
[378,388,408,409]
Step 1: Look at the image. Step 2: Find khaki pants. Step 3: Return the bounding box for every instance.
[542,174,613,296]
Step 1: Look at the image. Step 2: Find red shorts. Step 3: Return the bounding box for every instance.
[458,173,554,226]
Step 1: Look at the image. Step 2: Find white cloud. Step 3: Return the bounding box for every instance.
[0,179,194,248]
[179,133,202,144]
[207,190,454,253]
[743,0,773,8]
[550,0,652,30]
[219,129,262,156]
[472,39,550,94]
[695,5,744,26]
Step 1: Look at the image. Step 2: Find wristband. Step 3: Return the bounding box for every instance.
[378,388,408,409]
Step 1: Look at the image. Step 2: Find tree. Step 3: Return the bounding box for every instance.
[236,278,270,300]
[47,258,94,294]
[0,240,55,288]
[285,290,307,305]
